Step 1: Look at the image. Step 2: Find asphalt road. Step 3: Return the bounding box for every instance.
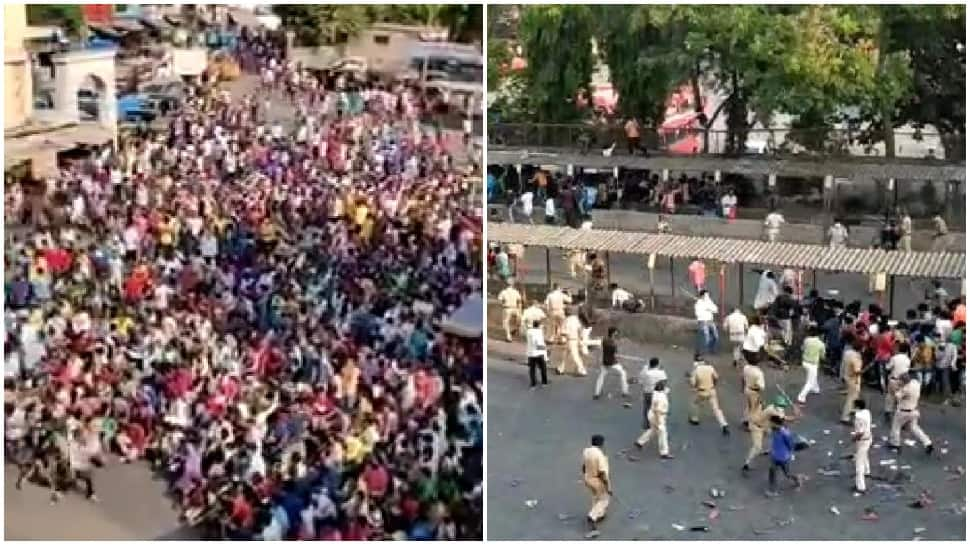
[486,338,966,541]
[3,461,193,540]
[494,245,961,321]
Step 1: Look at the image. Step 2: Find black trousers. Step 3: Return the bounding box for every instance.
[74,469,95,498]
[528,355,548,387]
[642,392,654,429]
[768,460,797,491]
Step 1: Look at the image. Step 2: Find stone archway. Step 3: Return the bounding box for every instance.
[52,48,118,137]
[77,73,107,122]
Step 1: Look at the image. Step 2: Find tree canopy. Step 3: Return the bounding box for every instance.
[275,4,481,46]
[494,4,965,157]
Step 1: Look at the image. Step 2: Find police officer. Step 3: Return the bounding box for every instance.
[741,359,765,429]
[850,398,872,494]
[497,281,522,342]
[888,370,934,455]
[689,356,729,435]
[743,395,790,473]
[635,380,673,459]
[544,284,571,343]
[557,307,587,376]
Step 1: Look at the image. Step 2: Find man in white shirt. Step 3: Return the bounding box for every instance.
[694,290,719,354]
[850,398,872,494]
[520,191,534,224]
[754,271,779,311]
[829,222,848,248]
[764,210,785,242]
[720,190,738,219]
[525,320,548,388]
[638,357,668,430]
[611,283,634,308]
[544,197,557,225]
[888,371,933,454]
[497,282,523,342]
[723,308,749,366]
[742,315,767,364]
[899,212,913,252]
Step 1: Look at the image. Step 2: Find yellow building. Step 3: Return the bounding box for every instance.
[5,3,33,130]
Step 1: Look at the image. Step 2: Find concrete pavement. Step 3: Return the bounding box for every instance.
[3,462,192,540]
[486,338,966,540]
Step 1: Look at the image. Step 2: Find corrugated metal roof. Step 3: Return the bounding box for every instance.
[487,223,966,279]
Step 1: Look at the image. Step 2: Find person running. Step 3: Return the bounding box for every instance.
[593,327,631,405]
[582,435,612,538]
[525,320,549,389]
[765,415,801,497]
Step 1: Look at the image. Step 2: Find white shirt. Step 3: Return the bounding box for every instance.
[123,226,141,251]
[935,318,953,340]
[639,367,668,394]
[853,408,872,441]
[720,194,737,212]
[694,295,718,322]
[765,212,785,230]
[545,198,556,217]
[520,192,534,215]
[525,327,547,358]
[887,353,911,379]
[742,325,766,352]
[723,311,749,342]
[612,287,634,307]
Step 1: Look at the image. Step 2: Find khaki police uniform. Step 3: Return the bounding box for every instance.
[635,390,670,456]
[742,363,765,424]
[889,378,932,448]
[841,349,864,423]
[689,363,728,427]
[557,314,587,376]
[582,446,610,522]
[745,403,785,467]
[497,286,522,341]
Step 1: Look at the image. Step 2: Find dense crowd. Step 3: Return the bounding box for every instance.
[5,26,483,540]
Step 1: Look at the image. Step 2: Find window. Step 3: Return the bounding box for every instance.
[374,35,390,45]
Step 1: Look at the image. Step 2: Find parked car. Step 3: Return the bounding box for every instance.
[138,80,185,116]
[117,94,157,123]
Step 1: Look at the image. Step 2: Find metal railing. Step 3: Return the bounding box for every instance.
[489,123,965,161]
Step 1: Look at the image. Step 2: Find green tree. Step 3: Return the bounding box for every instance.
[851,5,965,159]
[26,4,84,37]
[273,5,368,46]
[518,5,595,122]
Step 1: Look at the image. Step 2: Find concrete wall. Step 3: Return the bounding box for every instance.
[52,49,118,137]
[488,205,966,253]
[486,298,712,353]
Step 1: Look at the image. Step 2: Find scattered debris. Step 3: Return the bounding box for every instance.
[826,451,833,457]
[775,516,795,527]
[913,528,926,535]
[663,485,676,494]
[709,487,725,498]
[671,523,686,531]
[823,429,831,435]
[900,465,911,470]
[525,499,538,509]
[702,500,718,509]
[689,525,710,532]
[726,505,745,511]
[584,529,600,539]
[626,454,642,462]
[557,513,575,522]
[817,468,841,477]
[879,459,896,466]
[837,440,844,445]
[904,439,916,447]
[829,506,841,516]
[861,507,879,521]
[708,509,720,521]
[509,479,523,487]
[940,448,948,455]
[626,509,642,519]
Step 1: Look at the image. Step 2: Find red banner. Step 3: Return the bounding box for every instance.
[82,4,114,25]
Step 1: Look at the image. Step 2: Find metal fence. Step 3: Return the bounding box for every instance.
[489,123,965,161]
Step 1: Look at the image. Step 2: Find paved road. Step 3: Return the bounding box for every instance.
[4,462,193,540]
[486,339,966,540]
[493,245,961,321]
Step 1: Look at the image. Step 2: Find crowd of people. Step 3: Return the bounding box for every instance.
[5,25,483,540]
